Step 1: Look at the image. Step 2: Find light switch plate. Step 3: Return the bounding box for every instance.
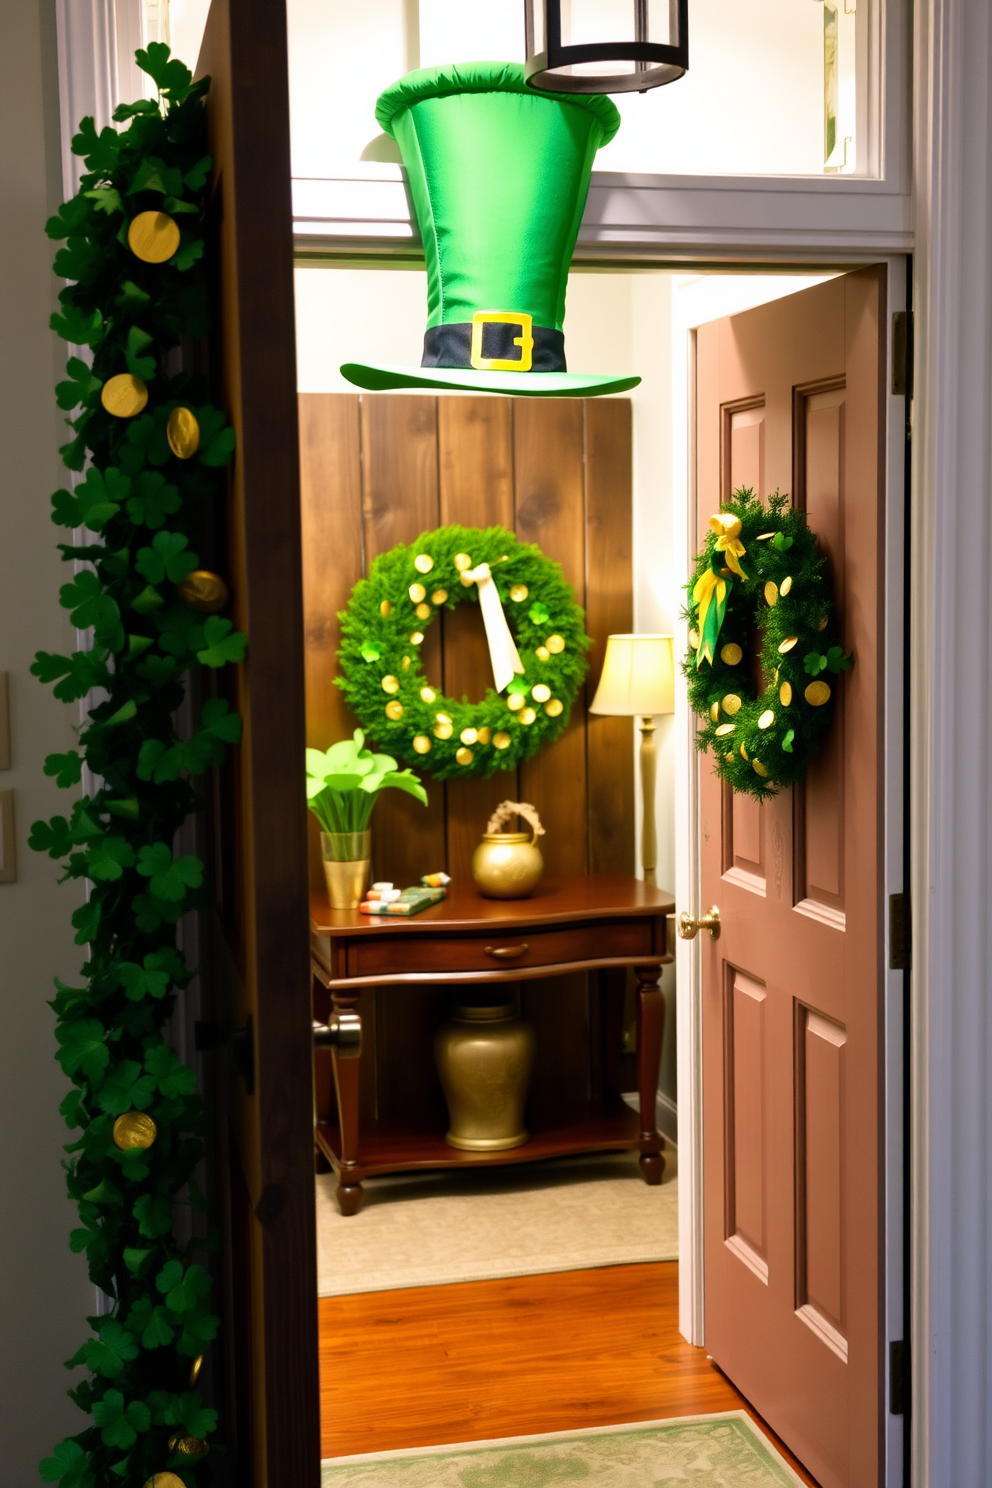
[0,788,15,882]
[0,672,9,769]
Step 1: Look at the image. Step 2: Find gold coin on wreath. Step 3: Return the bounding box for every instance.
[684,488,852,800]
[337,525,590,778]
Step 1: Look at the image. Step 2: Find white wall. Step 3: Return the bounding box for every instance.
[0,2,94,1479]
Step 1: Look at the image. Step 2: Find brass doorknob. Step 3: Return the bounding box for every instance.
[678,906,721,941]
[313,1012,362,1059]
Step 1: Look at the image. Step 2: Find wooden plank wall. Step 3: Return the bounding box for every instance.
[300,393,634,1120]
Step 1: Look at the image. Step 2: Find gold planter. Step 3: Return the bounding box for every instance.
[435,1002,536,1150]
[472,830,544,900]
[321,830,371,910]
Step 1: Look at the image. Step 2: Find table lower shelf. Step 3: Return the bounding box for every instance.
[315,1095,653,1179]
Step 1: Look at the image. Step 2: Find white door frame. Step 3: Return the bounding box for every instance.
[57,3,992,1483]
[671,259,909,1488]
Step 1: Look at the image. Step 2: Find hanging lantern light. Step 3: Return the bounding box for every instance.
[524,0,688,95]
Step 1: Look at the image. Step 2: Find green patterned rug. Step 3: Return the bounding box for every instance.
[321,1412,806,1486]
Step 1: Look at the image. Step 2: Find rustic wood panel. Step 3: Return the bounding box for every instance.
[359,395,446,885]
[584,399,635,874]
[438,397,519,879]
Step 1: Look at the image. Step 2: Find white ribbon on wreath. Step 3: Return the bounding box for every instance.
[462,562,525,694]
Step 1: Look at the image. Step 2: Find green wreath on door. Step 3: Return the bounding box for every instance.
[684,489,852,800]
[337,525,590,778]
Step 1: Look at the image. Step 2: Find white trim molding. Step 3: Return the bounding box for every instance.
[911,2,992,1485]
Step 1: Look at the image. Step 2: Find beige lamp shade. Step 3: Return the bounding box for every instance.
[589,634,675,717]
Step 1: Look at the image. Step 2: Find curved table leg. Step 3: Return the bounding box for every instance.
[636,964,665,1185]
[332,989,364,1216]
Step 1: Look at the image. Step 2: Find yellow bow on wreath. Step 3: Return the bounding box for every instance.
[693,513,748,670]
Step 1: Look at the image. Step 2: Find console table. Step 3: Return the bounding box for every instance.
[310,874,674,1215]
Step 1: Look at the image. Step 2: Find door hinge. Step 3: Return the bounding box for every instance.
[892,311,914,397]
[890,1339,909,1416]
[889,892,912,970]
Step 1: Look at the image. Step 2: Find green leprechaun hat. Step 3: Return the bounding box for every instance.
[340,62,640,398]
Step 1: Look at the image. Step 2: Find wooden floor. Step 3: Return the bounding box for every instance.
[319,1261,818,1484]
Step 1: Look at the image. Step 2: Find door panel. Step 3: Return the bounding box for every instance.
[697,271,884,1488]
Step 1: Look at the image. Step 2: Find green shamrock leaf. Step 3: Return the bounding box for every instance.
[29,816,74,858]
[56,356,102,411]
[55,1018,109,1081]
[71,898,101,945]
[122,1247,153,1276]
[115,279,151,311]
[144,1043,198,1098]
[39,1438,89,1486]
[129,154,183,197]
[126,469,181,529]
[782,729,795,753]
[85,835,137,883]
[137,1302,175,1349]
[174,1391,217,1439]
[137,738,181,783]
[135,530,198,585]
[825,645,853,673]
[136,842,204,901]
[50,303,104,346]
[71,116,121,173]
[43,751,84,788]
[83,186,124,216]
[193,405,236,466]
[771,532,794,552]
[804,651,828,676]
[178,1307,220,1355]
[181,698,242,773]
[527,601,550,625]
[196,615,247,668]
[81,1320,139,1379]
[96,1059,156,1115]
[124,325,156,381]
[173,237,204,272]
[133,1192,173,1239]
[60,1087,87,1127]
[135,42,196,100]
[92,1389,151,1449]
[160,1262,211,1314]
[32,646,112,702]
[184,155,212,190]
[361,640,382,663]
[45,195,92,240]
[118,948,182,1001]
[112,97,160,121]
[59,571,122,647]
[132,893,184,933]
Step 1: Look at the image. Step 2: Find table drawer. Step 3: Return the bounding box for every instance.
[346,917,656,980]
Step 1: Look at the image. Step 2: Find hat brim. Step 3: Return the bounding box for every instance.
[340,362,640,398]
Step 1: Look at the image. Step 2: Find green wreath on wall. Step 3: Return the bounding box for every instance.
[683,489,852,801]
[337,525,590,778]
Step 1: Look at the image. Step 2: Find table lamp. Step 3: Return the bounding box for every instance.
[589,634,675,886]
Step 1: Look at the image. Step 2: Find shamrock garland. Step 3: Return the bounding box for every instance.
[33,45,241,1488]
[337,526,590,778]
[683,489,851,800]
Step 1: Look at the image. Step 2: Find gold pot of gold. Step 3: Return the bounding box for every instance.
[471,801,545,899]
[435,1002,536,1150]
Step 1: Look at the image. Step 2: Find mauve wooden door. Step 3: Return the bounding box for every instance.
[696,271,885,1488]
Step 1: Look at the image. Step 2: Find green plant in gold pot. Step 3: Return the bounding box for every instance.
[306,731,428,909]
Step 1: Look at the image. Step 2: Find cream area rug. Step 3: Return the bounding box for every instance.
[321,1413,806,1486]
[316,1148,678,1296]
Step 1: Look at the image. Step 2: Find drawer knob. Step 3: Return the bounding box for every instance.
[484,943,530,959]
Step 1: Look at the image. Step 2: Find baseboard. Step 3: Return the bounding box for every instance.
[622,1091,678,1147]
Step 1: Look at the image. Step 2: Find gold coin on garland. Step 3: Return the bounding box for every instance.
[519,707,537,725]
[535,646,550,661]
[420,686,436,703]
[143,1475,186,1488]
[753,759,769,777]
[709,701,719,722]
[478,727,492,743]
[127,209,181,263]
[380,600,392,617]
[720,642,742,665]
[189,1354,205,1387]
[454,552,472,571]
[415,603,431,620]
[401,656,411,670]
[544,699,563,717]
[510,584,529,601]
[113,1111,157,1150]
[410,631,424,645]
[414,553,434,573]
[546,634,566,654]
[101,372,148,418]
[177,570,229,612]
[778,635,798,654]
[167,405,201,458]
[432,589,448,605]
[780,681,793,705]
[780,575,793,595]
[385,700,404,720]
[460,727,478,745]
[715,723,735,737]
[493,731,511,749]
[413,735,431,754]
[381,675,399,694]
[507,693,525,712]
[409,583,426,603]
[722,694,741,715]
[758,709,775,730]
[168,1434,209,1459]
[456,747,473,765]
[805,680,832,706]
[764,581,778,607]
[531,683,551,703]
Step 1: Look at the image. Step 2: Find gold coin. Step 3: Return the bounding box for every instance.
[510,584,529,602]
[778,636,798,654]
[414,553,434,574]
[168,1435,208,1459]
[455,747,473,765]
[546,634,565,654]
[817,615,829,631]
[431,589,448,605]
[764,581,779,607]
[722,694,742,715]
[519,707,537,725]
[477,727,491,744]
[715,723,735,737]
[415,602,431,620]
[720,643,743,666]
[401,655,411,670]
[410,632,424,645]
[757,532,775,541]
[166,406,200,459]
[127,210,181,263]
[409,583,426,603]
[544,699,563,718]
[188,1355,204,1388]
[709,702,720,723]
[101,373,148,418]
[531,683,551,703]
[725,752,734,762]
[780,681,793,705]
[740,742,749,760]
[435,712,452,726]
[434,722,453,740]
[460,727,478,745]
[689,630,700,650]
[112,1112,157,1151]
[381,675,399,694]
[143,1476,187,1488]
[780,576,793,596]
[412,735,431,754]
[380,600,392,617]
[384,700,403,720]
[454,552,472,571]
[176,570,229,613]
[493,731,511,749]
[460,571,475,587]
[535,646,550,661]
[758,709,775,730]
[753,759,769,777]
[507,693,525,711]
[804,680,832,707]
[420,686,436,703]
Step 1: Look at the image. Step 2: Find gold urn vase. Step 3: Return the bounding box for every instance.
[434,1002,536,1151]
[321,830,371,910]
